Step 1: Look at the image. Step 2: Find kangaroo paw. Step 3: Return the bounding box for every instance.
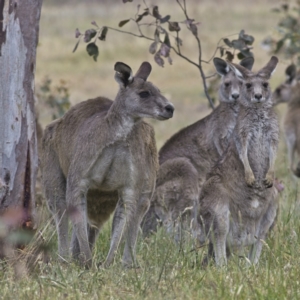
[245,172,256,187]
[263,173,274,188]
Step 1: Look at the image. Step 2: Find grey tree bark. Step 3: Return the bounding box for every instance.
[0,0,43,226]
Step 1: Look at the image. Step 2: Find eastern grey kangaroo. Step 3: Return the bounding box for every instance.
[273,64,300,177]
[142,57,254,241]
[41,62,174,268]
[197,56,279,266]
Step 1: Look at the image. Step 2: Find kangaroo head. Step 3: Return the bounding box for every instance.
[114,61,174,120]
[213,56,254,103]
[228,56,278,108]
[273,64,300,105]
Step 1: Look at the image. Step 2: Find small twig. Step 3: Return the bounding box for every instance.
[205,33,239,63]
[104,26,153,41]
[177,0,215,108]
[205,73,217,79]
[194,34,215,109]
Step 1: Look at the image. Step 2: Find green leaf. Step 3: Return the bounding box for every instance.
[237,49,253,59]
[72,39,80,53]
[231,39,246,50]
[164,33,171,48]
[279,16,297,30]
[237,52,246,60]
[136,11,149,23]
[160,43,170,57]
[149,42,158,54]
[239,30,255,45]
[223,38,232,47]
[189,23,198,36]
[225,51,234,62]
[154,51,164,67]
[168,22,181,32]
[160,15,171,24]
[175,37,183,47]
[119,19,130,27]
[219,47,224,57]
[275,39,285,53]
[154,29,160,42]
[84,29,97,43]
[99,27,108,41]
[86,43,99,61]
[153,6,161,19]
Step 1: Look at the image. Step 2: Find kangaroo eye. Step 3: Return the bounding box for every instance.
[224,82,231,87]
[246,83,252,89]
[139,91,150,98]
[263,82,269,88]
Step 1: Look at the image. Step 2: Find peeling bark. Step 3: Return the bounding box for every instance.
[0,0,43,226]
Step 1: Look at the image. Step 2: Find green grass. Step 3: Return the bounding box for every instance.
[4,0,300,299]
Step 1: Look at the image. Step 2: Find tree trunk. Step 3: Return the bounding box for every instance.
[0,0,43,226]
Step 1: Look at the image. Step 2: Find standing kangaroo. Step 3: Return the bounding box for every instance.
[273,64,300,177]
[142,57,254,240]
[197,56,279,266]
[41,62,174,268]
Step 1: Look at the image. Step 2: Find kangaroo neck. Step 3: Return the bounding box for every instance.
[219,101,239,114]
[105,98,138,139]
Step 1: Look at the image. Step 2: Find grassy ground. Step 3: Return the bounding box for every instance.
[2,0,300,299]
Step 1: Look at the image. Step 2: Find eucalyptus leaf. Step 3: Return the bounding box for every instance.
[160,15,171,24]
[86,43,99,61]
[119,19,130,27]
[154,51,164,67]
[168,22,181,32]
[99,27,108,41]
[84,29,97,43]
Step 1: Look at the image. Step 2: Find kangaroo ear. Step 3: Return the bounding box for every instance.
[239,56,254,71]
[114,62,133,87]
[213,57,230,76]
[257,56,279,79]
[285,64,296,84]
[227,62,251,80]
[134,61,152,81]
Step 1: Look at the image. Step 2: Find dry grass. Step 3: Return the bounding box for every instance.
[3,0,299,299]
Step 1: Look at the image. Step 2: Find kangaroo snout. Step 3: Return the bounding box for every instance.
[254,93,263,102]
[158,103,174,120]
[231,93,239,100]
[164,104,174,118]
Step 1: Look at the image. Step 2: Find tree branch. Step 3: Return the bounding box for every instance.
[176,0,215,108]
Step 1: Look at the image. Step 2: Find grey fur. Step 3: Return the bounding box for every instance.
[197,56,279,266]
[273,65,300,177]
[141,57,254,240]
[41,61,174,268]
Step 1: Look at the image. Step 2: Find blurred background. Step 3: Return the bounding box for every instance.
[36,0,286,149]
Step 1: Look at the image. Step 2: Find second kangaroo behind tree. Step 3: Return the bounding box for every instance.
[197,56,279,267]
[41,61,174,268]
[273,64,300,177]
[141,57,254,241]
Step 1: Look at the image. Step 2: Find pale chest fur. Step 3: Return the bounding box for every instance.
[86,142,136,191]
[237,108,277,180]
